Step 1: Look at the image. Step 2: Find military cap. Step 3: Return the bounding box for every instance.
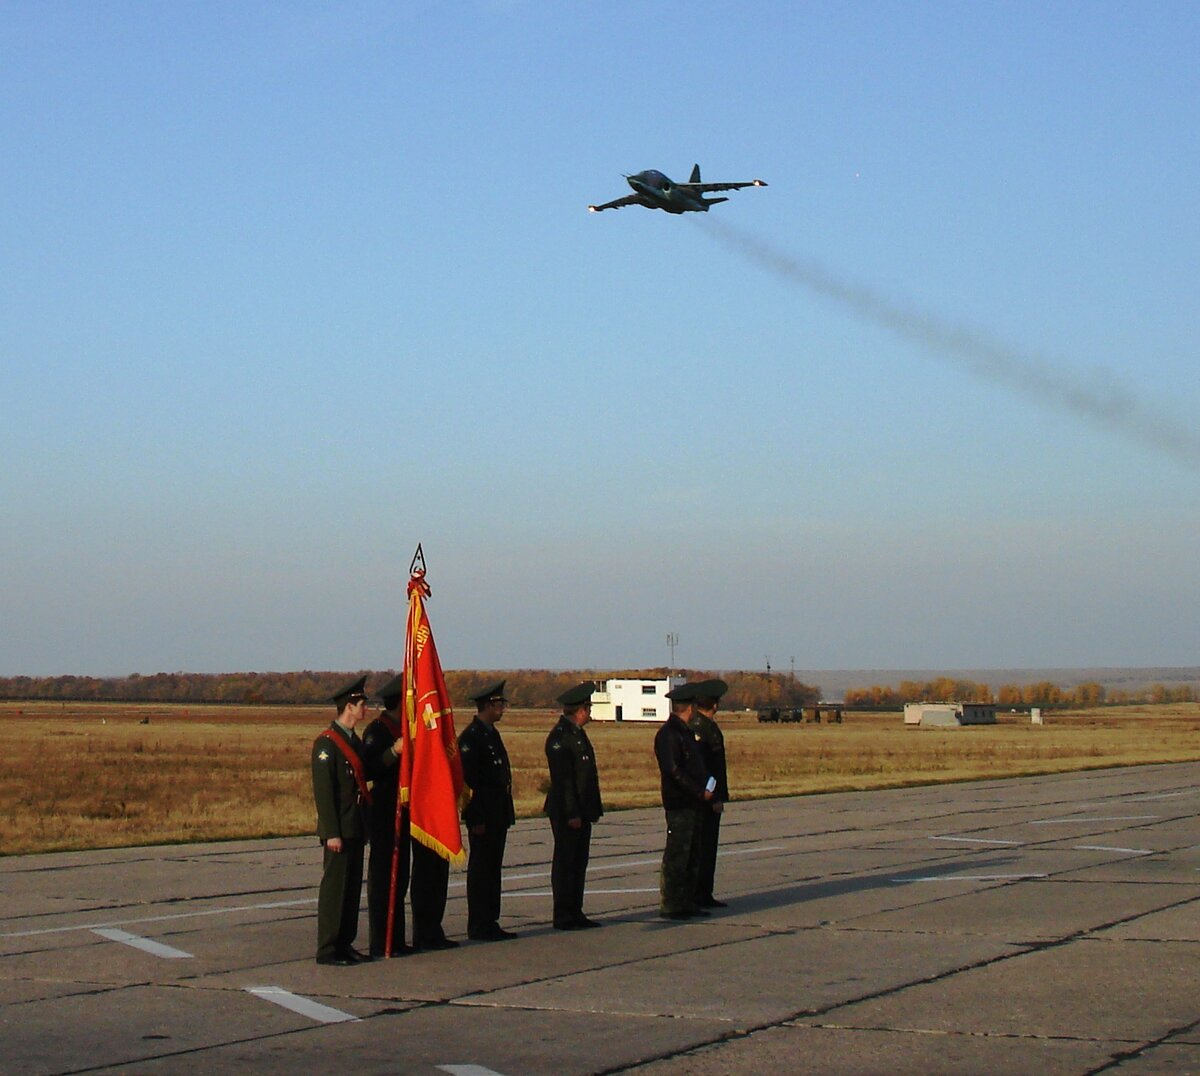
[690,678,729,703]
[664,681,698,702]
[556,681,595,708]
[470,679,507,704]
[374,673,404,708]
[330,675,368,705]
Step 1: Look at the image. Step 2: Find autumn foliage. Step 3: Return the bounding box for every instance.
[0,668,820,711]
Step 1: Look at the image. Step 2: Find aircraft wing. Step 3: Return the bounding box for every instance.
[682,179,768,193]
[587,194,642,212]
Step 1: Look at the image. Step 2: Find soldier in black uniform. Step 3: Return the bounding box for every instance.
[655,682,714,920]
[362,674,413,957]
[544,681,604,930]
[459,680,517,941]
[311,676,373,965]
[689,679,730,909]
[410,841,456,949]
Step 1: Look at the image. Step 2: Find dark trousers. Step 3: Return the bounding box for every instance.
[549,815,592,926]
[695,806,722,903]
[466,823,509,935]
[410,839,451,946]
[660,808,702,914]
[367,813,410,954]
[316,838,364,959]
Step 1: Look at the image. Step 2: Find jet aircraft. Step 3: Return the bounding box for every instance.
[588,164,767,214]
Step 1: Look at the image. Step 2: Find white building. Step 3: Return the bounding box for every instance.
[590,676,688,722]
[904,702,997,727]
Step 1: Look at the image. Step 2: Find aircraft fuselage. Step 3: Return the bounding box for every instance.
[625,170,711,213]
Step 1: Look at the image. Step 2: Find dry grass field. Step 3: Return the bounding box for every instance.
[2,701,1197,856]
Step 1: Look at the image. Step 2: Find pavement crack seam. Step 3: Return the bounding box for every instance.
[807,1021,1143,1046]
[443,928,791,1004]
[0,979,155,1009]
[1084,1014,1200,1074]
[53,1022,335,1076]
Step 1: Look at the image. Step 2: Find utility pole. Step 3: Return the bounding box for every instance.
[666,632,679,677]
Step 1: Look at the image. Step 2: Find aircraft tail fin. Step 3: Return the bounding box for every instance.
[703,196,728,208]
[689,163,701,183]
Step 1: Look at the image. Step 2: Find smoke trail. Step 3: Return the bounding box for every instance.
[697,216,1200,469]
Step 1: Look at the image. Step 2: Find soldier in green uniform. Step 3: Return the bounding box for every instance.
[689,679,730,908]
[459,680,517,941]
[655,682,714,920]
[311,676,373,965]
[544,681,604,930]
[362,674,413,957]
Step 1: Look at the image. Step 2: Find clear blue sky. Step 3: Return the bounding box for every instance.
[3,2,1197,677]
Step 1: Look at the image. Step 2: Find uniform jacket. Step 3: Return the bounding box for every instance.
[654,714,709,811]
[543,716,603,823]
[361,711,403,840]
[688,712,729,802]
[311,720,368,842]
[459,717,516,828]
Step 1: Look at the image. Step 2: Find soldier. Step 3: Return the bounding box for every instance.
[544,681,603,930]
[655,682,714,920]
[410,841,457,949]
[688,679,730,909]
[459,680,517,941]
[311,675,373,965]
[361,674,413,957]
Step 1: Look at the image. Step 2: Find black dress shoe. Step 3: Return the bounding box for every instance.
[372,945,414,957]
[470,925,518,941]
[421,936,459,950]
[316,953,354,966]
[688,908,712,918]
[554,920,586,930]
[659,910,692,920]
[341,947,372,963]
[575,917,602,929]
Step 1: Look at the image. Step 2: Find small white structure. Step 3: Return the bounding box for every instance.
[590,677,687,722]
[904,702,997,727]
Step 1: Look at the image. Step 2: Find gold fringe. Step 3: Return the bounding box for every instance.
[409,821,466,868]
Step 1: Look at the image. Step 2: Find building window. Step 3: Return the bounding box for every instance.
[641,683,657,695]
[642,707,657,718]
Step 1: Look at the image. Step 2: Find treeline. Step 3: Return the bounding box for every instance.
[0,669,821,711]
[844,679,1197,708]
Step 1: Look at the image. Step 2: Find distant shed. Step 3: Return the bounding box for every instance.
[590,677,686,722]
[904,702,997,727]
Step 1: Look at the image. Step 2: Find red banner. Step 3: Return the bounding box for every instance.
[399,570,466,865]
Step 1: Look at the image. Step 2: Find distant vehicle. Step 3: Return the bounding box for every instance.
[588,164,767,215]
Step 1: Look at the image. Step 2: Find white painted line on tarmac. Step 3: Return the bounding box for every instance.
[2,897,317,940]
[1126,791,1194,801]
[504,859,658,884]
[931,836,1023,846]
[895,874,1048,883]
[438,1066,507,1076]
[504,845,785,887]
[505,887,659,899]
[6,846,789,938]
[91,928,192,959]
[1073,845,1154,855]
[245,986,357,1024]
[1031,816,1159,825]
